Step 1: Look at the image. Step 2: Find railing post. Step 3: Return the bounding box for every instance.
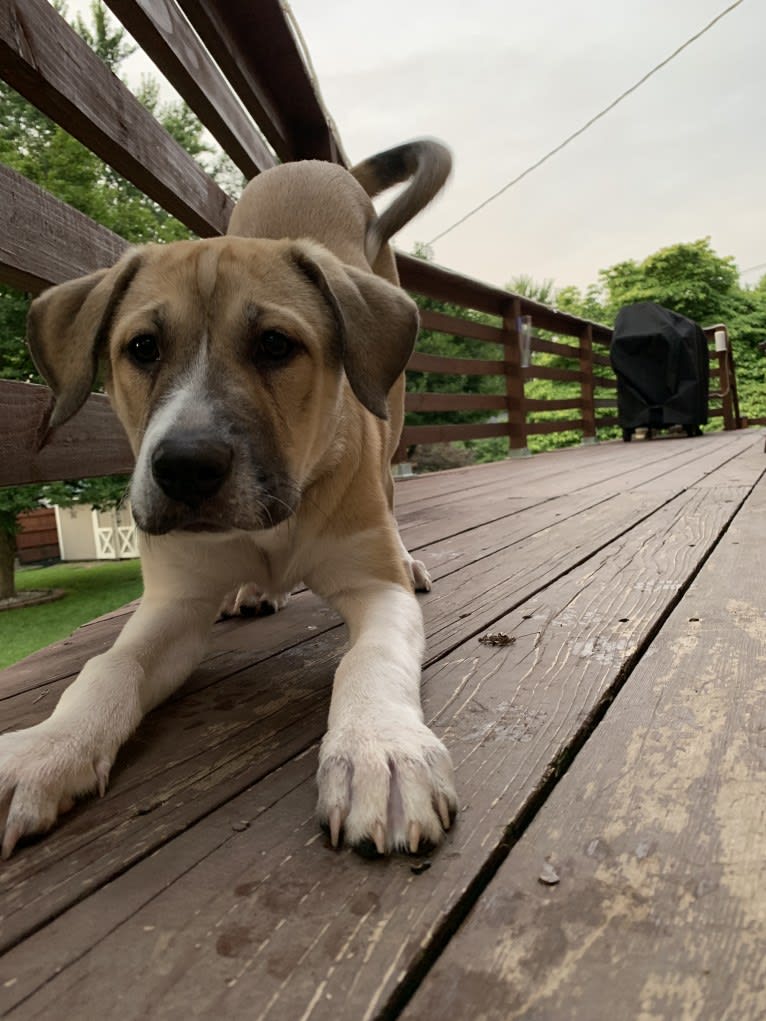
[579,323,596,444]
[502,297,529,457]
[709,324,741,431]
[718,343,736,431]
[727,343,742,428]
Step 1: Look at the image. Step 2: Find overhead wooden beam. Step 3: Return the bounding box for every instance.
[103,0,277,179]
[0,0,232,236]
[177,0,346,164]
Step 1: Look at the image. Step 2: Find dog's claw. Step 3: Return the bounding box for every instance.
[408,821,421,854]
[329,807,342,849]
[94,758,110,798]
[2,820,22,860]
[437,793,452,831]
[373,821,386,856]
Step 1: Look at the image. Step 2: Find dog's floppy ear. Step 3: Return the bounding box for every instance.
[291,242,419,419]
[27,250,143,430]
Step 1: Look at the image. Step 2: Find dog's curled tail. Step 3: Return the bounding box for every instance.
[351,139,452,265]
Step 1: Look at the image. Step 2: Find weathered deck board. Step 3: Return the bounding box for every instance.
[0,432,762,1018]
[0,437,752,869]
[0,438,755,925]
[0,432,746,701]
[400,454,766,1021]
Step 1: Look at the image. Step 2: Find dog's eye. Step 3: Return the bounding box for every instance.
[257,330,295,363]
[127,334,160,366]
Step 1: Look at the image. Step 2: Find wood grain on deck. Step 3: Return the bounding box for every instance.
[402,446,766,1021]
[0,431,763,1020]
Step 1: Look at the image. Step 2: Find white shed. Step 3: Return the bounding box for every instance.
[54,503,139,561]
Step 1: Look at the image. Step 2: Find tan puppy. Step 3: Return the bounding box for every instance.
[0,140,457,858]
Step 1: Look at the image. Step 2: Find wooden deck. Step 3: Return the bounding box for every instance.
[1,430,765,1020]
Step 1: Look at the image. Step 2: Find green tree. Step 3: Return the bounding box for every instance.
[0,1,221,598]
[557,239,766,440]
[556,283,608,324]
[594,240,764,424]
[506,274,556,305]
[556,238,742,328]
[598,238,740,325]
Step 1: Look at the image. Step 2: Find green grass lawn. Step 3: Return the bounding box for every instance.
[0,560,143,670]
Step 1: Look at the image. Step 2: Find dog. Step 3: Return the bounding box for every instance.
[0,140,457,859]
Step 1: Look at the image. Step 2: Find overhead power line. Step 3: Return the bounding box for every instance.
[740,261,766,275]
[427,0,746,246]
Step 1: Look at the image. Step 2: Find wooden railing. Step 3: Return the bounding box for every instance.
[394,255,615,456]
[703,324,742,430]
[0,0,746,490]
[393,258,742,458]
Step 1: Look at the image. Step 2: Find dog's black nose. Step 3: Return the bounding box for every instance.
[151,436,233,505]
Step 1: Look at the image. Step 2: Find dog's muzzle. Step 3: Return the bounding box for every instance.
[151,433,233,506]
[133,419,298,536]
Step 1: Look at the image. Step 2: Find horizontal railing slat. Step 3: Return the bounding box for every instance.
[526,418,584,435]
[0,0,233,237]
[407,352,506,376]
[405,393,507,413]
[530,336,582,360]
[397,254,508,317]
[524,397,582,412]
[0,381,133,487]
[400,421,509,446]
[0,166,128,292]
[523,365,584,384]
[418,309,503,345]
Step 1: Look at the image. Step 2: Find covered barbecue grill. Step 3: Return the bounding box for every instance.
[610,301,709,441]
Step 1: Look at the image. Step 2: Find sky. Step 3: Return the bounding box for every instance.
[285,0,764,292]
[73,0,765,295]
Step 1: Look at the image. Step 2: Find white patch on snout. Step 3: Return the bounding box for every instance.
[130,347,218,514]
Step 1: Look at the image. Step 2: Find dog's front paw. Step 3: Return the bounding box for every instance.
[402,553,432,593]
[0,725,111,858]
[317,719,456,856]
[409,557,432,592]
[219,583,290,619]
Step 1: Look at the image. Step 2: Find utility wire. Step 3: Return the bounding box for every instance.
[741,261,766,275]
[427,0,746,246]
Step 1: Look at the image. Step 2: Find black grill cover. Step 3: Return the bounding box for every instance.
[611,302,709,430]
